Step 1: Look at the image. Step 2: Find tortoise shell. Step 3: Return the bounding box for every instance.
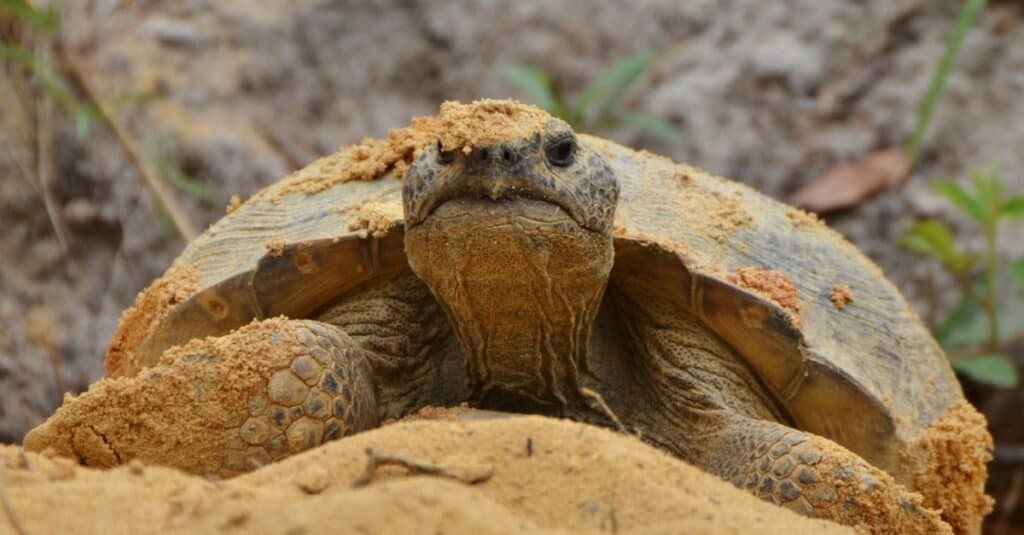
[110,119,960,480]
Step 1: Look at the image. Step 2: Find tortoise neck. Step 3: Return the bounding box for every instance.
[404,206,614,409]
[570,283,787,462]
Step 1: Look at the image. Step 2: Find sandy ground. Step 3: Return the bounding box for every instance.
[1,0,1023,525]
[0,408,853,535]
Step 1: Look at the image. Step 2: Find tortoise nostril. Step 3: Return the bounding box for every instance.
[479,148,491,162]
[501,148,515,163]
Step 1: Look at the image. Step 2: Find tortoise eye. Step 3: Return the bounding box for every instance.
[436,140,456,165]
[545,136,575,167]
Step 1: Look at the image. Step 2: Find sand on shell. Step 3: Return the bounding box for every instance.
[1,408,853,534]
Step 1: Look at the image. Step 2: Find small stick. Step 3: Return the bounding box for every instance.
[11,449,31,471]
[581,387,627,434]
[0,472,27,535]
[997,467,1023,535]
[63,55,198,241]
[34,37,70,254]
[202,471,223,490]
[353,447,492,488]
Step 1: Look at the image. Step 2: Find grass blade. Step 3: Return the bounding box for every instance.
[499,66,563,118]
[572,50,654,124]
[0,0,59,32]
[615,111,682,141]
[932,179,984,221]
[153,158,218,205]
[0,41,79,112]
[905,0,987,166]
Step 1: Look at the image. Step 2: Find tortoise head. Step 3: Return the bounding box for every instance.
[403,102,619,409]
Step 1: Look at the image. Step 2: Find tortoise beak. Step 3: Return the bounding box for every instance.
[403,139,616,234]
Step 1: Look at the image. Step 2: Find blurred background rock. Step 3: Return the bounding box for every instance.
[2,0,1023,529]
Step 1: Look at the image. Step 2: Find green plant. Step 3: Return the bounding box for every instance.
[0,0,57,31]
[500,50,681,141]
[905,0,986,167]
[152,157,218,206]
[2,1,200,240]
[900,167,1024,388]
[0,1,101,136]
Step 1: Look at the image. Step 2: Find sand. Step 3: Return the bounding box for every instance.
[1,409,853,534]
[724,266,802,315]
[829,284,854,309]
[102,265,198,379]
[910,400,994,535]
[253,99,554,203]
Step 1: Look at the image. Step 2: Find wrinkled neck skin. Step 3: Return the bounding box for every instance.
[405,199,613,412]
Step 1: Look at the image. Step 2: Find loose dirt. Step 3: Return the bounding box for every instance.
[256,99,553,202]
[23,318,316,478]
[1,408,854,535]
[724,266,802,315]
[102,265,198,379]
[910,400,994,535]
[346,199,404,238]
[830,284,854,309]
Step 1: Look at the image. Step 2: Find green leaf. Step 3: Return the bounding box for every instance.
[572,50,655,124]
[898,219,970,273]
[614,111,682,142]
[111,88,165,109]
[0,0,60,32]
[153,159,218,205]
[970,167,1002,220]
[74,104,101,137]
[936,296,981,347]
[905,0,986,165]
[953,353,1019,388]
[149,193,176,238]
[0,41,80,113]
[932,179,984,221]
[499,66,564,118]
[1002,196,1024,218]
[1012,256,1024,293]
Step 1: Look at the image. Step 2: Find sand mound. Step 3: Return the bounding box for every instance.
[1,409,851,534]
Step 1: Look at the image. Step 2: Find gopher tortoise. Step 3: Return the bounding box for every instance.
[26,100,991,533]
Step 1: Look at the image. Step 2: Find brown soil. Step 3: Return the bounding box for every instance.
[23,318,312,478]
[724,266,802,315]
[806,438,950,535]
[347,199,404,238]
[829,284,854,309]
[102,265,198,379]
[1,409,853,534]
[910,400,995,535]
[264,238,286,258]
[256,99,552,203]
[225,195,243,215]
[785,207,825,229]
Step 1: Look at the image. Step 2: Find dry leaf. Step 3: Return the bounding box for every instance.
[789,148,910,212]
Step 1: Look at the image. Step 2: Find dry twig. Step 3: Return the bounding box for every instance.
[28,34,71,254]
[0,472,27,535]
[997,467,1023,535]
[63,55,198,241]
[353,447,493,488]
[581,387,627,434]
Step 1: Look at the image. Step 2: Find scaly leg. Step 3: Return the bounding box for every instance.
[24,317,380,477]
[698,414,952,535]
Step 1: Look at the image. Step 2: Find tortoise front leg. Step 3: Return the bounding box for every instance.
[24,318,381,477]
[699,415,951,534]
